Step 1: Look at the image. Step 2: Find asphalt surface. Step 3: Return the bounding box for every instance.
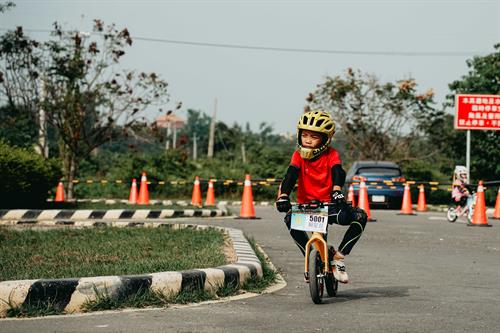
[1,207,500,333]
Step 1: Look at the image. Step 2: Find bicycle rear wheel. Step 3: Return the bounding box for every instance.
[308,249,324,304]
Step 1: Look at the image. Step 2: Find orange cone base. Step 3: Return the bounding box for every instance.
[234,216,262,220]
[368,217,377,222]
[467,223,492,227]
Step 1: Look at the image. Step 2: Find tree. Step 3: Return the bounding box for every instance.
[178,109,212,156]
[0,104,37,148]
[0,20,169,198]
[0,27,41,149]
[306,68,438,163]
[446,43,500,181]
[0,1,14,13]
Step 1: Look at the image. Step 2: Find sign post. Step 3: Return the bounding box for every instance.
[466,130,470,181]
[455,94,500,179]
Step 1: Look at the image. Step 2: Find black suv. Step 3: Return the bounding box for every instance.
[345,161,405,209]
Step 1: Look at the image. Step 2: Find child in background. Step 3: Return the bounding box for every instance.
[451,165,471,213]
[275,110,367,284]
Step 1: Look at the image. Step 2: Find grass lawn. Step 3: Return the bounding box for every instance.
[0,226,226,281]
[0,226,278,318]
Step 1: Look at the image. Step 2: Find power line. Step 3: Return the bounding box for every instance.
[0,27,488,57]
[132,36,482,57]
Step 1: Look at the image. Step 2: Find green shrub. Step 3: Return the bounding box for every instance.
[0,140,61,208]
[425,188,453,205]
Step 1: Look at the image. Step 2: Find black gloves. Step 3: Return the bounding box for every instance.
[331,190,347,209]
[276,194,292,212]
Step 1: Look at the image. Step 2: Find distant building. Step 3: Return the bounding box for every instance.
[156,114,186,149]
[156,114,185,129]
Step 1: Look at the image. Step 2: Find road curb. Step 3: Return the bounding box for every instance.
[0,223,262,317]
[0,208,228,223]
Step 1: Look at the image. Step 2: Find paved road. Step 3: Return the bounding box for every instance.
[2,207,500,333]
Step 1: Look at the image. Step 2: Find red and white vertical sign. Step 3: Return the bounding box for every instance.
[455,94,500,130]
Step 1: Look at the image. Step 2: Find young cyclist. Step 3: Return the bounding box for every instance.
[275,110,367,284]
[451,165,472,213]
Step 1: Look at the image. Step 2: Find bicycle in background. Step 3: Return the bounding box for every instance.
[447,191,476,223]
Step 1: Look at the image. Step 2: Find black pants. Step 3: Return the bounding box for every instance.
[284,205,367,256]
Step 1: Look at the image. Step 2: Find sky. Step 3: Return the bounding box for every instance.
[2,0,499,134]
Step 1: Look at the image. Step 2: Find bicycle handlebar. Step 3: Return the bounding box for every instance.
[291,202,335,210]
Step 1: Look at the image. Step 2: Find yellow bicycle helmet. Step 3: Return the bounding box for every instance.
[297,110,335,160]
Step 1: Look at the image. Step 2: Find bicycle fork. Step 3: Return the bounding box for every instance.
[304,232,330,281]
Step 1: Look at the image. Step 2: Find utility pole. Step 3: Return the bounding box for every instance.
[35,78,48,158]
[207,98,217,158]
[193,132,198,160]
[173,126,177,149]
[241,141,247,163]
[165,121,171,150]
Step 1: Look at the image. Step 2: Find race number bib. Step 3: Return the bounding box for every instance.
[290,206,328,233]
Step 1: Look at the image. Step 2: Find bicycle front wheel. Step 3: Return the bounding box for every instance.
[308,248,324,304]
[446,207,458,222]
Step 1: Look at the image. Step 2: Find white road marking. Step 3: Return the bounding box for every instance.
[428,216,447,220]
[428,216,467,224]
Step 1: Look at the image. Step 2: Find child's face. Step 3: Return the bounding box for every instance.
[300,130,323,149]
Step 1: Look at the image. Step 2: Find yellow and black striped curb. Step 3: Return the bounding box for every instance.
[46,199,194,205]
[45,199,273,206]
[63,178,500,188]
[63,178,282,187]
[0,208,228,222]
[0,223,263,317]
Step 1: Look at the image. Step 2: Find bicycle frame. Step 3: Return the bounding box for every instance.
[447,192,477,223]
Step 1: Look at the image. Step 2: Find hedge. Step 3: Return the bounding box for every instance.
[0,140,61,208]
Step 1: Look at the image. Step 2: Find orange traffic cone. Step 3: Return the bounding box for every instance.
[347,184,356,207]
[357,178,375,222]
[468,181,491,227]
[128,178,138,204]
[398,183,416,215]
[191,176,202,207]
[416,184,427,212]
[137,172,149,205]
[492,187,500,220]
[55,181,65,202]
[205,180,216,206]
[236,174,260,219]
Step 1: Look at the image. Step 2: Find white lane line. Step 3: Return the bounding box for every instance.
[428,216,467,224]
